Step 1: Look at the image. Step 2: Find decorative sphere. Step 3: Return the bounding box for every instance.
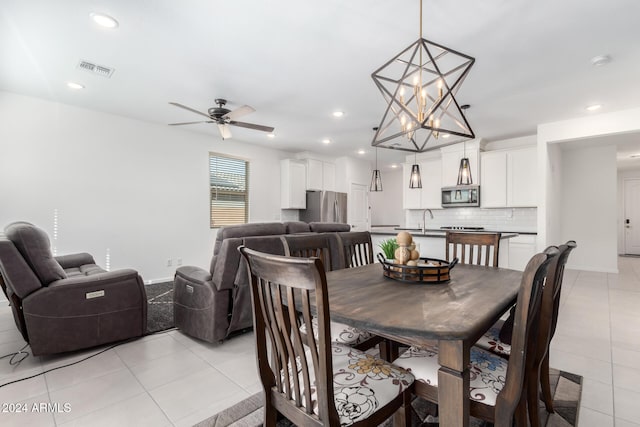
[410,249,420,260]
[396,231,413,246]
[406,260,418,266]
[394,247,411,264]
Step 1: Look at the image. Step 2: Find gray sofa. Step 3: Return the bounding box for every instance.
[0,222,147,356]
[173,221,349,343]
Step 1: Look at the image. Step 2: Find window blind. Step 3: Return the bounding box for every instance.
[209,153,249,227]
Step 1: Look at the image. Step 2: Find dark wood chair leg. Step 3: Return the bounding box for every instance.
[513,394,528,427]
[393,389,413,427]
[527,368,541,427]
[380,339,400,362]
[540,354,555,413]
[263,398,277,427]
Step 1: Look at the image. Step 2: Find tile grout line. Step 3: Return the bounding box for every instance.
[116,331,185,427]
[606,270,617,426]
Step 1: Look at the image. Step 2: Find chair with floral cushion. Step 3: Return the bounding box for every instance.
[475,241,576,426]
[392,248,558,427]
[281,233,378,350]
[238,246,414,427]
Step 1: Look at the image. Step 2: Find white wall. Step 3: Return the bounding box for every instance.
[0,91,289,282]
[538,107,640,272]
[559,145,617,272]
[369,168,403,226]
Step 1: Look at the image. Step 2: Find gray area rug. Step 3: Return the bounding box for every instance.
[195,369,581,427]
[145,281,174,334]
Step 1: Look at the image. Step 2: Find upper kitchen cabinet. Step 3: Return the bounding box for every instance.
[480,146,537,208]
[420,157,442,209]
[508,146,537,207]
[480,151,508,207]
[281,159,306,209]
[440,141,480,187]
[305,158,336,192]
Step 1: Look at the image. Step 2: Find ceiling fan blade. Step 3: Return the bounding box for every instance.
[168,121,213,126]
[229,121,275,133]
[169,102,211,119]
[224,105,255,120]
[218,124,232,140]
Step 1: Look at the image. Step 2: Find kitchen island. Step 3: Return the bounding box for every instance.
[370,227,522,270]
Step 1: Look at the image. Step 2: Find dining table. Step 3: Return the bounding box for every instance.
[324,262,523,427]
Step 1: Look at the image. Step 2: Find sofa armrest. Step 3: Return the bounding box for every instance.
[175,266,212,285]
[55,253,96,269]
[23,269,146,317]
[211,237,243,291]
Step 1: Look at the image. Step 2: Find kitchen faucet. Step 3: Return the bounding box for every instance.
[422,209,434,234]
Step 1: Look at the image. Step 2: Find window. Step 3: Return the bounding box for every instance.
[209,153,249,227]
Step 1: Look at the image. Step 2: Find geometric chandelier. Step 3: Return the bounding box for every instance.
[371,0,475,152]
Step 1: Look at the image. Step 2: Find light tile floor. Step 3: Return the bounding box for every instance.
[1,257,640,426]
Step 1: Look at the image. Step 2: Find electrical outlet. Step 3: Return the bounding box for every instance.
[166,258,172,267]
[177,258,182,266]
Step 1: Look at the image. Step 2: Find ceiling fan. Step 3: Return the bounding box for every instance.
[168,98,274,140]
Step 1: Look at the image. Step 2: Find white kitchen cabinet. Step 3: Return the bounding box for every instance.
[305,158,336,191]
[441,144,479,187]
[402,163,422,209]
[323,161,336,191]
[280,159,306,209]
[507,234,537,271]
[508,147,537,207]
[480,146,537,208]
[420,158,442,209]
[480,151,507,208]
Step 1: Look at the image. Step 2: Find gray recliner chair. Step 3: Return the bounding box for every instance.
[0,222,147,356]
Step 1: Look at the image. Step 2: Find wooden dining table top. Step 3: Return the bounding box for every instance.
[324,262,523,347]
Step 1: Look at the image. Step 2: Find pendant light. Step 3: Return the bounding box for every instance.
[457,105,473,185]
[370,142,383,191]
[371,0,475,152]
[409,153,422,188]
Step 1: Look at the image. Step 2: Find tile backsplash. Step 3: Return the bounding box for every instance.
[406,207,537,232]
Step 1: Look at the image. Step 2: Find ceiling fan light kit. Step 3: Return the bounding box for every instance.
[168,98,274,140]
[371,0,475,153]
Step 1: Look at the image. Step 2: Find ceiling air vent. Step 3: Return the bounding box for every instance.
[77,60,115,78]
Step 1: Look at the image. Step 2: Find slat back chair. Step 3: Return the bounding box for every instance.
[334,231,384,352]
[238,246,414,427]
[446,231,502,267]
[528,241,576,426]
[280,234,344,272]
[394,248,558,427]
[283,233,380,351]
[336,231,374,268]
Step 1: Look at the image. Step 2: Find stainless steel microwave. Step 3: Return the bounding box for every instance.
[441,185,480,208]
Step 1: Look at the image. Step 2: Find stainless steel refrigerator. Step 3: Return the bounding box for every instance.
[300,191,348,223]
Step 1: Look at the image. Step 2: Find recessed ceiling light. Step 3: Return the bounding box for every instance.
[332,111,344,118]
[90,12,119,29]
[66,82,84,90]
[267,133,275,138]
[591,55,611,67]
[357,149,365,155]
[322,139,331,144]
[441,134,450,138]
[586,104,602,112]
[391,164,398,168]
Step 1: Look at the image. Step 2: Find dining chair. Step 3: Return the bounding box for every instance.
[238,246,415,427]
[336,231,374,268]
[475,241,576,426]
[392,248,559,427]
[281,234,378,350]
[445,231,501,267]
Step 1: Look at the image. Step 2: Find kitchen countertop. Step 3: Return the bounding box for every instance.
[369,227,527,239]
